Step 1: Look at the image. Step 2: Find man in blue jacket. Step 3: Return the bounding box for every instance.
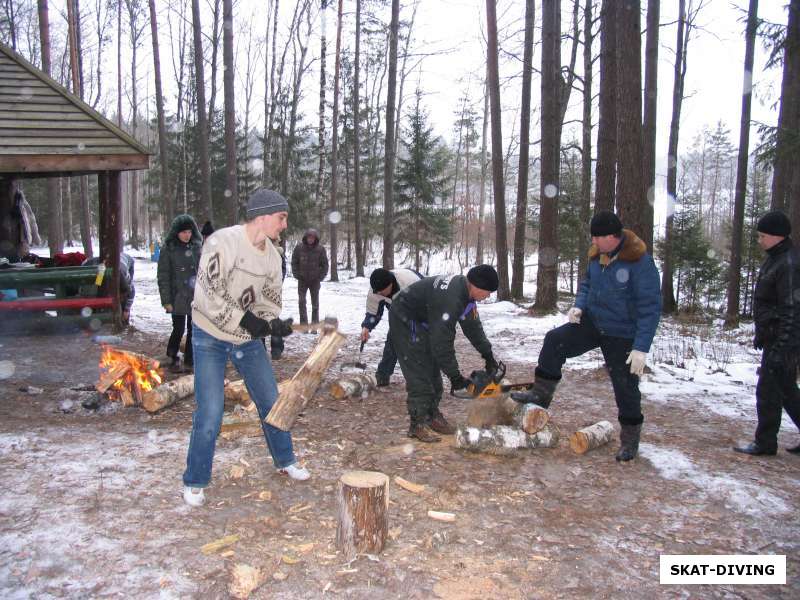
[512,211,661,461]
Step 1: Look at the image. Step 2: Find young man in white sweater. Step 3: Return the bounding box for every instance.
[182,189,308,507]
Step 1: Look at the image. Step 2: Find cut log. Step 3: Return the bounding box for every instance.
[427,510,456,523]
[224,379,290,411]
[140,373,196,413]
[454,425,559,455]
[119,386,134,407]
[95,363,130,393]
[335,470,389,559]
[393,476,426,495]
[569,420,615,454]
[266,329,347,431]
[329,373,377,399]
[467,396,550,434]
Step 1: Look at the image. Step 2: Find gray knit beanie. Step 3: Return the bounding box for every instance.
[246,188,289,219]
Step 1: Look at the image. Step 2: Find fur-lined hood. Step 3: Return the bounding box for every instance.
[588,229,647,265]
[164,214,202,246]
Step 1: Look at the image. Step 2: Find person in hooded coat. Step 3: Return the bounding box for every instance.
[291,228,329,326]
[158,214,203,369]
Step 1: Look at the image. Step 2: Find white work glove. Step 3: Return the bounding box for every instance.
[626,350,647,376]
[567,307,582,324]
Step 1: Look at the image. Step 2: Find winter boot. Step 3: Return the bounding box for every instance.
[615,423,642,462]
[408,422,441,443]
[429,410,456,435]
[510,370,560,408]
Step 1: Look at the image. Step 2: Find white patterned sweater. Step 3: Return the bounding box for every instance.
[192,225,283,343]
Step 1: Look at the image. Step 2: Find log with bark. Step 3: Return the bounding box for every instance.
[140,373,196,413]
[467,395,550,434]
[335,470,389,559]
[455,424,559,455]
[329,373,377,399]
[266,329,346,430]
[569,420,615,454]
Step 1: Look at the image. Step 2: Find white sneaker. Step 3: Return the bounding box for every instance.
[278,464,310,481]
[183,485,205,507]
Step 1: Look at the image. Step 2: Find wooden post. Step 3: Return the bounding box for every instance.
[467,395,550,434]
[335,470,389,559]
[104,171,122,327]
[266,328,346,430]
[569,420,615,454]
[455,424,559,455]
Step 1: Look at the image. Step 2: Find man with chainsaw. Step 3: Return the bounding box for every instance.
[511,211,661,461]
[388,265,500,443]
[361,267,423,386]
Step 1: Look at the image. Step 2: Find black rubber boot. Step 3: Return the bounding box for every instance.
[616,423,642,462]
[511,371,560,408]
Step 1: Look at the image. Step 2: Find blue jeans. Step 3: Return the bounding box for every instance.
[183,324,297,488]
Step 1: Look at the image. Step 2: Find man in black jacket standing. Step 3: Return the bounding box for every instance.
[734,210,800,456]
[388,265,499,443]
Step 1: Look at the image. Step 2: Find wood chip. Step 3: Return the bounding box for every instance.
[229,465,245,479]
[281,554,301,565]
[394,476,426,495]
[427,510,456,523]
[257,490,272,501]
[201,534,240,555]
[288,502,312,514]
[293,543,315,554]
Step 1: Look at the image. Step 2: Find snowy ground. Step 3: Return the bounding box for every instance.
[1,244,798,598]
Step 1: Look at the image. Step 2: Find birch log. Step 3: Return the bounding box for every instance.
[329,373,377,399]
[335,470,389,558]
[569,420,615,454]
[140,373,196,412]
[266,329,346,430]
[225,379,290,411]
[455,425,559,455]
[467,396,550,434]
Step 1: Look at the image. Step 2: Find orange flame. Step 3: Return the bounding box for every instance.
[99,346,163,393]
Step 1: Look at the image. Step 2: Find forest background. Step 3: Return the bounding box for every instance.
[1,0,798,323]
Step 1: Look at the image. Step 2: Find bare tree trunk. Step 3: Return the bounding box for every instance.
[662,0,689,314]
[382,0,400,270]
[265,0,281,187]
[477,73,488,264]
[117,0,122,127]
[392,0,419,158]
[191,0,213,222]
[615,0,645,235]
[314,0,327,207]
[353,0,364,276]
[774,0,800,221]
[726,0,759,325]
[38,0,63,255]
[578,0,593,280]
[486,0,509,299]
[641,0,660,251]
[534,0,561,311]
[594,0,616,212]
[206,0,221,130]
[222,0,238,224]
[511,0,534,299]
[149,0,173,220]
[328,0,343,282]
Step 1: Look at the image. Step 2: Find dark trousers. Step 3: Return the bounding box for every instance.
[376,335,398,382]
[167,313,193,364]
[538,315,643,425]
[389,310,443,425]
[755,352,800,449]
[270,334,284,357]
[297,280,321,324]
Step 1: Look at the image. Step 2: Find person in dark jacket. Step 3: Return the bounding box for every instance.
[512,211,662,461]
[733,210,800,456]
[83,253,135,324]
[158,214,203,370]
[388,265,500,443]
[270,237,288,360]
[291,228,329,327]
[200,220,215,243]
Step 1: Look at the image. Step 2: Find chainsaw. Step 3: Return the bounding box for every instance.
[452,361,535,399]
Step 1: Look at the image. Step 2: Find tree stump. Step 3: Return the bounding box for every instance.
[329,373,377,399]
[335,470,389,559]
[467,395,550,433]
[569,420,615,454]
[454,424,559,455]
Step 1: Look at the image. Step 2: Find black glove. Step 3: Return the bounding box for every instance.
[270,317,294,337]
[484,354,498,373]
[449,374,469,396]
[240,311,271,338]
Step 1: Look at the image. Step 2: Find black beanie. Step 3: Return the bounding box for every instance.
[369,268,394,292]
[467,264,499,292]
[201,221,215,237]
[590,211,623,236]
[757,210,791,237]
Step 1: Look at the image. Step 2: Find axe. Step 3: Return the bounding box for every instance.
[342,339,367,370]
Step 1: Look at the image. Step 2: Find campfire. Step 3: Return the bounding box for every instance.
[96,346,162,407]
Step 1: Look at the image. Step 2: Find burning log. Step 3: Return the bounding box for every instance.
[266,328,346,431]
[569,420,615,454]
[335,470,389,559]
[454,425,559,455]
[97,346,162,407]
[141,373,196,413]
[329,373,377,399]
[467,396,550,434]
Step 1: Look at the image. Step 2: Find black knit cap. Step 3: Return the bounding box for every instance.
[200,220,215,237]
[757,210,791,237]
[369,268,394,292]
[590,211,623,236]
[467,264,499,292]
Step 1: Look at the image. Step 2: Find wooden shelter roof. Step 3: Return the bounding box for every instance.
[0,43,149,177]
